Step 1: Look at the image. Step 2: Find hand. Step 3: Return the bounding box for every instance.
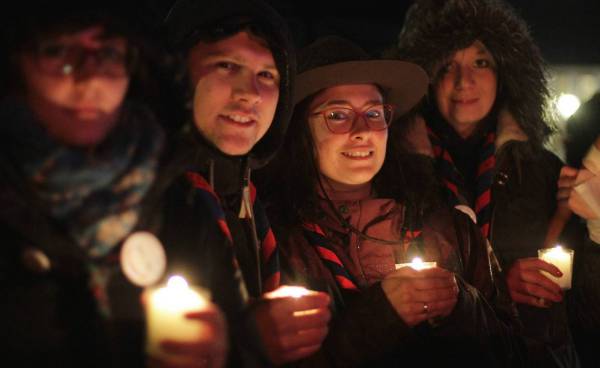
[254,292,331,365]
[506,258,563,308]
[557,166,579,205]
[568,168,599,219]
[381,267,458,327]
[146,303,228,368]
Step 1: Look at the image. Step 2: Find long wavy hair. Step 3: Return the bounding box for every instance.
[258,91,444,231]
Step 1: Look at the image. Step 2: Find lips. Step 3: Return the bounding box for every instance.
[452,97,479,105]
[220,112,257,126]
[341,149,374,159]
[66,106,102,120]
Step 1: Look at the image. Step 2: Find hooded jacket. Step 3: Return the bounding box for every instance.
[392,0,581,366]
[155,0,296,366]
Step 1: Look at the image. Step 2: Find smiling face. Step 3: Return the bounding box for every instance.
[308,84,388,187]
[18,26,130,147]
[434,40,498,139]
[187,31,280,156]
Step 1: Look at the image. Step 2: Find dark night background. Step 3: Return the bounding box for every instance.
[151,0,600,65]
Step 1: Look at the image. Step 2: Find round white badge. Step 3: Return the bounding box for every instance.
[120,231,167,287]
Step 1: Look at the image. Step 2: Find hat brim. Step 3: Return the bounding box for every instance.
[294,60,428,116]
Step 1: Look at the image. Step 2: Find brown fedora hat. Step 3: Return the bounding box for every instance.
[295,36,428,116]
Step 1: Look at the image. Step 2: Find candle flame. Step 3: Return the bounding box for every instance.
[167,275,189,290]
[266,285,311,299]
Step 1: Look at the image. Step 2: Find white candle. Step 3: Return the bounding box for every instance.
[264,286,317,317]
[264,285,312,299]
[538,245,575,290]
[395,257,437,271]
[145,275,210,359]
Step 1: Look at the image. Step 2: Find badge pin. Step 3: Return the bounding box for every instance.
[120,231,167,287]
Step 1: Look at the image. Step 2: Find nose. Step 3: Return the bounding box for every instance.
[232,74,261,105]
[349,114,372,141]
[454,65,474,89]
[72,52,103,80]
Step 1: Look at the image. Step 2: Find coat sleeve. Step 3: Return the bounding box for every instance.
[427,210,527,367]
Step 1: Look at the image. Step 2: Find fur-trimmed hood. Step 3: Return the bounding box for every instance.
[401,110,528,158]
[392,0,552,147]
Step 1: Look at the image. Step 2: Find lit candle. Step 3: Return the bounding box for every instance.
[264,285,313,299]
[538,245,575,290]
[145,275,210,359]
[395,257,437,271]
[264,286,317,317]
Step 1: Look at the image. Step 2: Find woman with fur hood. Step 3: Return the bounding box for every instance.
[390,0,580,366]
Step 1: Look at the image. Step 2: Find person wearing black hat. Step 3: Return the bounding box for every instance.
[391,0,584,366]
[259,35,524,367]
[0,2,228,367]
[158,0,331,366]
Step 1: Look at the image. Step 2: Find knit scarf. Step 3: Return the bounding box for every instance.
[1,100,164,316]
[185,171,280,293]
[427,126,496,238]
[1,100,163,257]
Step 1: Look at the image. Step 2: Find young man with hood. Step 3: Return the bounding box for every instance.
[159,0,331,366]
[390,0,583,366]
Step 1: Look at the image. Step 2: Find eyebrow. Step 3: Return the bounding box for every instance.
[316,98,383,110]
[201,52,277,70]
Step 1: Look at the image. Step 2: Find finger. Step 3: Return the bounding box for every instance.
[148,355,211,368]
[410,276,457,291]
[287,307,331,331]
[513,258,562,276]
[519,281,563,302]
[276,344,322,365]
[273,293,331,315]
[559,166,579,181]
[425,296,459,317]
[278,327,329,352]
[510,290,552,308]
[556,187,573,201]
[410,286,458,303]
[160,340,226,357]
[512,271,563,299]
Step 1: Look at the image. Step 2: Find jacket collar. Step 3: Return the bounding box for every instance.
[402,109,528,157]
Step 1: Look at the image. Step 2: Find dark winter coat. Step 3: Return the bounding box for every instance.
[398,110,579,367]
[272,188,524,367]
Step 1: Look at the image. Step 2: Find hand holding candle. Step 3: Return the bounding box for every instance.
[382,263,458,327]
[145,276,227,367]
[538,245,574,290]
[506,255,566,308]
[254,286,331,365]
[395,256,437,271]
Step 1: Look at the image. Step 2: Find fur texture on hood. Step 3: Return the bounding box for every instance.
[392,0,552,147]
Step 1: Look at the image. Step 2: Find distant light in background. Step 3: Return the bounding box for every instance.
[557,93,581,119]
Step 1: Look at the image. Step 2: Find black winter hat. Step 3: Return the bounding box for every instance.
[295,36,428,117]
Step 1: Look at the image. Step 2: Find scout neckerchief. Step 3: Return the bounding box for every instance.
[185,171,280,293]
[427,126,496,238]
[301,214,423,292]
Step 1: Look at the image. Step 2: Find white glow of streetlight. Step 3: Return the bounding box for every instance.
[557,93,581,119]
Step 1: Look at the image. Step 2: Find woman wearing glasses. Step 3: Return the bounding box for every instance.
[0,3,227,367]
[258,36,524,366]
